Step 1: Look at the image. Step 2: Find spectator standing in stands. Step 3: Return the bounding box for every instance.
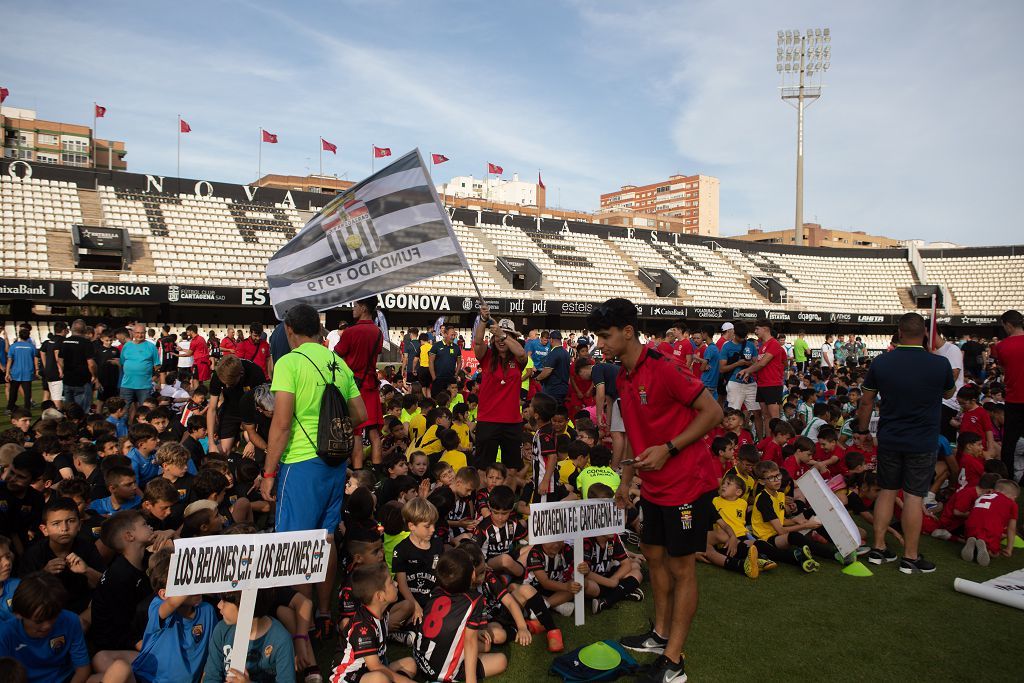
[219,326,237,359]
[993,310,1024,482]
[473,307,528,471]
[524,330,552,368]
[57,319,99,413]
[335,297,385,469]
[793,330,810,375]
[261,303,365,633]
[400,327,420,389]
[737,321,785,439]
[5,328,38,413]
[961,333,987,381]
[119,324,160,422]
[821,334,835,376]
[39,322,67,410]
[236,324,271,378]
[428,324,462,397]
[536,330,570,406]
[931,328,964,444]
[588,298,721,683]
[858,313,954,574]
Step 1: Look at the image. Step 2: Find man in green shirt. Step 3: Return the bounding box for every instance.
[260,303,365,636]
[793,330,810,375]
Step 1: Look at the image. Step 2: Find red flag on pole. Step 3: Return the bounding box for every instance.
[431,154,449,164]
[180,119,191,133]
[487,163,503,174]
[321,138,337,154]
[538,171,545,189]
[0,87,9,103]
[95,104,106,118]
[261,129,278,143]
[373,146,391,158]
[929,293,938,350]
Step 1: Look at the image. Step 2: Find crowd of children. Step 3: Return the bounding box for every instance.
[0,317,1019,683]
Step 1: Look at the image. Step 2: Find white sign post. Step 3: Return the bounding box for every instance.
[528,497,625,626]
[165,529,330,675]
[796,468,861,557]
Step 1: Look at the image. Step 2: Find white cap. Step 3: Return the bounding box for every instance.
[721,322,735,331]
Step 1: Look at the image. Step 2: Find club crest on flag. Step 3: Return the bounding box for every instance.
[322,190,381,266]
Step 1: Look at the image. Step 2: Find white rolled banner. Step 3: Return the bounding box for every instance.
[954,568,1024,612]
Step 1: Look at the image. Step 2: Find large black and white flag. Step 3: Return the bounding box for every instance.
[266,149,470,319]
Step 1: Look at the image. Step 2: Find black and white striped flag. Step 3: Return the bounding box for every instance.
[266,149,470,319]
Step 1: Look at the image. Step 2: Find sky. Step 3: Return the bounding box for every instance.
[2,0,1022,245]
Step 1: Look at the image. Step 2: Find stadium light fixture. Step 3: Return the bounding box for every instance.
[776,27,831,247]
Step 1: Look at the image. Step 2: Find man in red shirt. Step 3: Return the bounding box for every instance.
[181,324,211,388]
[736,320,785,440]
[993,310,1024,481]
[335,297,384,469]
[235,324,271,378]
[219,326,237,359]
[588,298,722,683]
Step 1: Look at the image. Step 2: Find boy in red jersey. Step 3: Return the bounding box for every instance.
[758,420,794,466]
[961,479,1019,566]
[956,433,988,491]
[588,298,722,683]
[955,385,997,459]
[928,472,998,541]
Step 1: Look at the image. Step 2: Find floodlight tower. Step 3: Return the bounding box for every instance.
[776,28,831,246]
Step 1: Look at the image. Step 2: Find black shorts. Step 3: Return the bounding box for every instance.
[876,450,936,498]
[217,414,243,440]
[474,421,524,471]
[177,366,192,381]
[755,385,783,405]
[639,490,716,557]
[418,656,485,682]
[417,367,433,388]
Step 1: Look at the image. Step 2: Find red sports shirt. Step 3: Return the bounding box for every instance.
[334,319,383,389]
[959,406,994,448]
[957,452,985,490]
[965,491,1018,553]
[755,337,785,388]
[616,346,718,506]
[782,455,810,480]
[937,484,978,531]
[476,347,525,424]
[757,437,784,465]
[992,335,1024,403]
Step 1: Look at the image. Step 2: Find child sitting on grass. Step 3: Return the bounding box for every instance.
[394,497,446,625]
[471,486,527,579]
[580,484,645,611]
[475,463,508,517]
[701,474,765,579]
[206,589,295,681]
[962,479,1020,567]
[457,540,533,652]
[751,461,829,573]
[928,472,998,541]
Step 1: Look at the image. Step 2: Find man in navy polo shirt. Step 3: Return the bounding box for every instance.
[857,313,954,575]
[535,330,570,406]
[428,324,462,396]
[588,298,722,683]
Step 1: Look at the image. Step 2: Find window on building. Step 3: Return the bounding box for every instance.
[655,185,670,193]
[36,153,59,164]
[62,138,89,152]
[61,152,88,166]
[37,134,58,146]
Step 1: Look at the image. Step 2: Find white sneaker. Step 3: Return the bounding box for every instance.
[931,528,952,541]
[924,491,937,505]
[553,602,575,617]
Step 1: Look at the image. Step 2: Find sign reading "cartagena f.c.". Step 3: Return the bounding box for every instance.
[528,498,625,545]
[164,529,329,596]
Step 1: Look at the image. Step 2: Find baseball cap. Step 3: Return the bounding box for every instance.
[721,322,735,331]
[183,500,218,517]
[549,330,563,340]
[497,319,519,337]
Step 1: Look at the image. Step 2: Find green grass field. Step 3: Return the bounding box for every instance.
[351,531,1024,682]
[13,383,1023,681]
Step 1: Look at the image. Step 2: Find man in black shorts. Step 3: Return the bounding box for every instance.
[206,354,265,458]
[588,298,722,683]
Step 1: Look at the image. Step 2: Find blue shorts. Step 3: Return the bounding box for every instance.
[275,457,347,535]
[119,386,152,406]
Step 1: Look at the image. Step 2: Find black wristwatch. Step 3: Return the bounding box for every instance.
[665,441,680,457]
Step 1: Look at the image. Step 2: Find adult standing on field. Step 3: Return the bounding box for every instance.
[992,310,1024,482]
[57,319,99,413]
[428,324,462,397]
[472,305,527,472]
[588,298,722,683]
[39,321,67,409]
[261,303,366,635]
[736,320,785,440]
[858,312,954,574]
[119,324,160,422]
[793,330,810,375]
[335,297,385,469]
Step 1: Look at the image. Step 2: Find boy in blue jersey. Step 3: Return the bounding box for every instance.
[104,396,130,438]
[129,548,217,683]
[88,467,142,517]
[0,535,19,622]
[125,424,161,488]
[0,572,90,682]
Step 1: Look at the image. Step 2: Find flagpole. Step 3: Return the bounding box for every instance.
[258,128,262,180]
[92,102,97,169]
[177,115,181,180]
[319,139,323,177]
[371,145,374,174]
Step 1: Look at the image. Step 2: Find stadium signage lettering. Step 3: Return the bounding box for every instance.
[305,247,422,292]
[168,286,225,303]
[694,308,725,319]
[961,316,997,325]
[764,310,792,321]
[855,315,884,323]
[531,300,548,314]
[797,312,823,322]
[507,299,525,314]
[0,282,54,296]
[652,306,689,317]
[376,293,451,312]
[830,313,853,323]
[732,309,758,320]
[561,301,595,314]
[71,283,151,300]
[241,288,270,306]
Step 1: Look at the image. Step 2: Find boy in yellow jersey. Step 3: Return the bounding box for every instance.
[451,403,472,453]
[408,406,450,462]
[417,333,433,395]
[727,444,760,506]
[750,461,833,572]
[701,473,775,578]
[406,398,433,446]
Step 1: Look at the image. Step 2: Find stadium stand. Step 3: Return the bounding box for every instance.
[0,161,1017,327]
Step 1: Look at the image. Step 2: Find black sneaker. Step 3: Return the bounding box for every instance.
[626,587,645,602]
[621,628,668,654]
[640,655,687,683]
[866,547,898,565]
[899,554,936,574]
